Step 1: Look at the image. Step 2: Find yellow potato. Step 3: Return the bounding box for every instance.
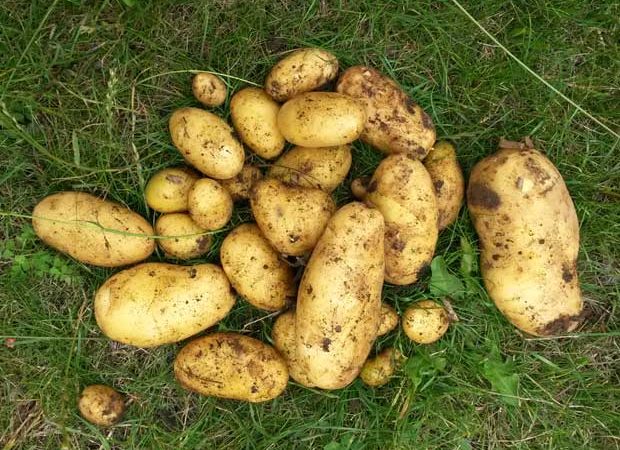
[32,192,154,267]
[191,72,227,107]
[155,213,211,260]
[220,223,296,311]
[378,303,399,336]
[78,385,125,426]
[169,107,244,179]
[336,66,436,159]
[94,263,235,347]
[271,311,313,386]
[144,167,199,213]
[220,164,263,202]
[350,176,370,200]
[296,202,385,389]
[187,178,233,231]
[277,92,366,147]
[265,48,339,102]
[174,332,289,402]
[402,300,449,344]
[360,348,404,387]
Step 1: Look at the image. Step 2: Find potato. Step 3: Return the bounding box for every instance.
[402,300,449,344]
[467,143,583,336]
[32,192,154,267]
[277,92,366,147]
[360,348,404,387]
[220,223,296,311]
[169,107,244,179]
[155,213,211,260]
[95,263,235,347]
[187,178,233,231]
[296,202,385,389]
[336,66,436,159]
[378,303,399,336]
[78,385,125,426]
[174,332,289,402]
[250,178,335,256]
[220,164,263,202]
[145,167,199,213]
[192,72,227,107]
[350,176,370,200]
[271,311,313,386]
[366,154,438,285]
[265,48,339,102]
[424,141,464,230]
[230,87,285,159]
[268,145,352,192]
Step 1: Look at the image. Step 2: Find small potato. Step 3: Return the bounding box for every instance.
[192,72,227,107]
[220,164,263,202]
[271,311,313,386]
[277,92,366,147]
[145,167,199,213]
[188,178,233,231]
[155,213,211,260]
[402,300,449,344]
[360,348,404,387]
[378,303,399,336]
[231,87,285,159]
[265,48,339,102]
[78,385,125,426]
[350,176,370,200]
[268,145,352,192]
[174,332,289,402]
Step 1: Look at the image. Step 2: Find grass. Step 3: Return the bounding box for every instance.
[0,0,618,448]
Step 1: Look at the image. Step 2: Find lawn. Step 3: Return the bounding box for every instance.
[1,0,618,449]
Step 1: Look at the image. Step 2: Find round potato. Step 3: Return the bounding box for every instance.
[265,48,339,102]
[145,167,199,213]
[78,385,125,426]
[32,192,154,267]
[155,213,211,260]
[402,300,449,344]
[188,178,233,231]
[271,311,313,386]
[277,92,366,147]
[360,348,404,387]
[169,107,244,179]
[350,176,370,200]
[268,145,352,192]
[220,164,263,202]
[174,332,289,402]
[378,303,399,336]
[95,263,235,347]
[191,72,227,107]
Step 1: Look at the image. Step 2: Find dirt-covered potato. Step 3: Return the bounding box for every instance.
[360,348,404,387]
[95,263,235,347]
[378,303,399,336]
[169,107,244,179]
[192,72,227,107]
[78,385,125,426]
[350,176,370,200]
[188,178,233,231]
[174,333,289,402]
[155,213,211,260]
[268,145,352,192]
[230,87,285,159]
[336,66,436,159]
[32,192,154,267]
[424,141,464,230]
[296,202,385,389]
[250,178,336,256]
[220,164,263,202]
[402,300,449,344]
[220,224,296,311]
[145,167,199,213]
[467,142,583,336]
[277,92,366,147]
[271,311,313,386]
[265,48,339,102]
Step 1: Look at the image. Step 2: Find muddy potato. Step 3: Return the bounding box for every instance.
[360,348,404,387]
[169,107,244,179]
[336,66,436,159]
[403,300,449,344]
[78,385,125,426]
[265,48,339,102]
[95,263,235,347]
[192,72,227,107]
[220,164,263,202]
[174,333,289,402]
[32,192,154,267]
[296,202,385,389]
[145,167,199,213]
[188,178,233,230]
[277,92,366,147]
[271,311,313,386]
[155,213,211,260]
[378,303,399,336]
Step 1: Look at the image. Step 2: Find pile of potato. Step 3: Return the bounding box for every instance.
[31,48,583,424]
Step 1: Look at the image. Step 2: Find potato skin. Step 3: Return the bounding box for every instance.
[192,72,227,107]
[220,164,263,202]
[467,146,583,336]
[78,385,125,426]
[296,202,385,389]
[95,263,235,347]
[271,311,313,386]
[336,66,435,159]
[220,224,296,311]
[155,213,211,260]
[250,178,336,256]
[378,303,399,336]
[174,332,289,402]
[268,145,352,192]
[402,300,449,344]
[169,107,244,179]
[366,154,438,285]
[360,348,404,387]
[188,178,233,231]
[32,192,154,267]
[145,167,199,213]
[277,92,366,147]
[265,48,339,102]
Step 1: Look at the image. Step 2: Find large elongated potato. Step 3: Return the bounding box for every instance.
[277,92,366,147]
[169,107,244,179]
[32,192,154,267]
[220,224,296,311]
[336,66,435,159]
[154,213,211,260]
[271,311,313,386]
[265,48,339,102]
[296,202,385,389]
[220,164,263,202]
[467,144,583,336]
[145,167,199,213]
[174,333,289,402]
[94,263,235,347]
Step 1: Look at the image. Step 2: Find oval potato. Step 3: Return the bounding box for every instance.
[360,348,404,387]
[78,385,125,426]
[378,303,399,336]
[402,300,449,344]
[145,167,199,213]
[192,72,227,107]
[155,213,211,260]
[271,311,313,386]
[220,164,263,202]
[188,178,233,231]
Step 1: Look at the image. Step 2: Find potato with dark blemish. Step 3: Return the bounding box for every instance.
[187,178,233,231]
[155,213,211,260]
[378,303,399,336]
[467,141,583,336]
[271,311,314,386]
[191,72,227,107]
[145,167,199,213]
[220,164,263,202]
[350,176,370,199]
[78,385,125,426]
[360,348,404,387]
[402,300,449,344]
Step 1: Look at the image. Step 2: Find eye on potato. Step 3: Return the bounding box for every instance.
[220,164,263,202]
[155,213,211,260]
[360,348,404,387]
[188,178,233,231]
[271,311,314,386]
[78,385,125,426]
[402,300,449,344]
[378,303,399,336]
[191,72,227,107]
[145,167,199,213]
